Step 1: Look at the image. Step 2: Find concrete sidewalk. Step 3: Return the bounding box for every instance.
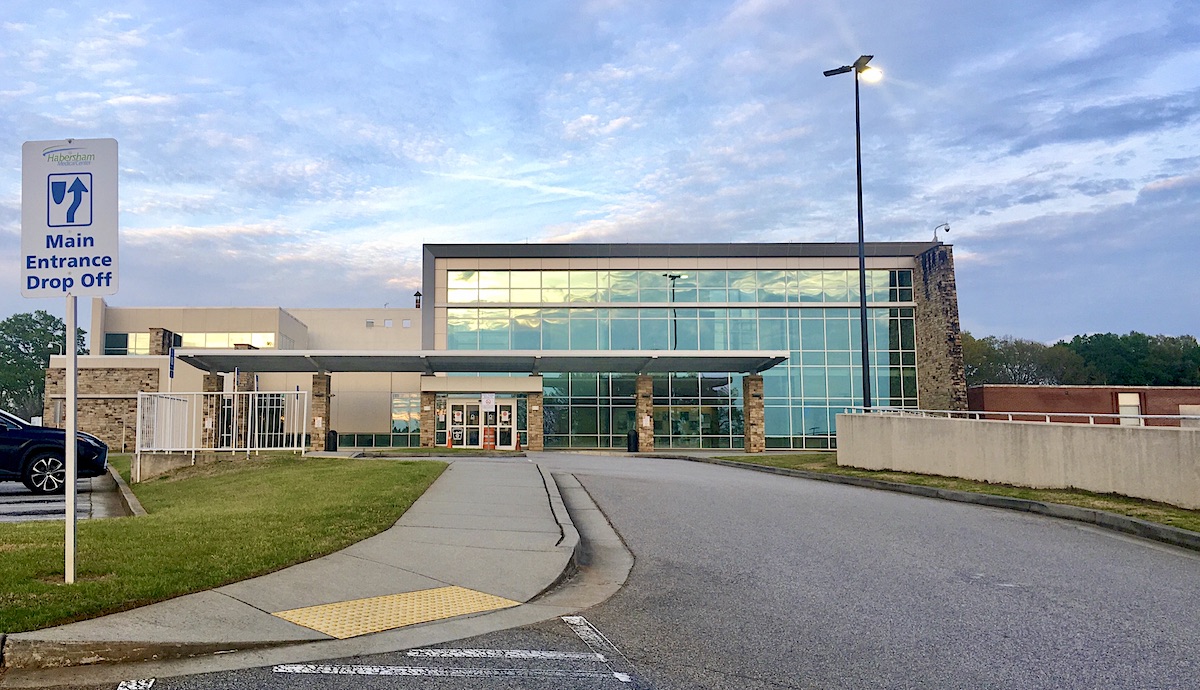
[0,458,582,678]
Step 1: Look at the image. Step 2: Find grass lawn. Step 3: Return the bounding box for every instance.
[361,448,526,458]
[0,453,445,634]
[715,452,1200,534]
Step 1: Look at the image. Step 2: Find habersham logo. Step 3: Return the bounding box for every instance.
[42,145,96,165]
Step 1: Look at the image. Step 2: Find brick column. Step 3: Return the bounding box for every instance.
[419,390,437,447]
[311,373,331,451]
[913,245,968,410]
[201,373,222,449]
[527,390,545,451]
[636,374,654,452]
[743,374,765,453]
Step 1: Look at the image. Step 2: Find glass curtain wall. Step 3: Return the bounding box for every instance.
[446,268,918,449]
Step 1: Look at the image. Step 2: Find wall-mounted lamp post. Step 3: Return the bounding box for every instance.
[932,222,951,242]
[414,291,422,309]
[824,54,882,410]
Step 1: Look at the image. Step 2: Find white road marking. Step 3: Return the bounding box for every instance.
[406,647,606,661]
[562,614,624,657]
[116,680,155,690]
[273,664,627,680]
[562,615,652,688]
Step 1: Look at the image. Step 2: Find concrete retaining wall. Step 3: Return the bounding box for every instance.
[836,413,1200,510]
[133,452,268,482]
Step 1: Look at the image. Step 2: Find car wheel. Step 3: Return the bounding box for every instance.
[22,452,67,494]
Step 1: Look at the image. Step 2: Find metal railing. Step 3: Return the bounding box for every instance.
[842,406,1200,427]
[136,391,310,454]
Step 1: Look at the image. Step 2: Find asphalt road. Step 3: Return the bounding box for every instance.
[99,453,1200,689]
[0,477,103,523]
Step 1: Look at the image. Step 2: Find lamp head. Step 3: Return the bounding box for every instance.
[859,66,883,83]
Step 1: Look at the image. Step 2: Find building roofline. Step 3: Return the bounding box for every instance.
[424,241,943,260]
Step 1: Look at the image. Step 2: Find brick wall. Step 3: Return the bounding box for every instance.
[42,367,160,451]
[968,385,1200,426]
[913,245,968,410]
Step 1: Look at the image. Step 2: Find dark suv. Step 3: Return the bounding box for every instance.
[0,409,109,494]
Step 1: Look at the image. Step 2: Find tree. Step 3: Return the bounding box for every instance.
[0,311,87,420]
[961,332,1085,386]
[1060,332,1200,385]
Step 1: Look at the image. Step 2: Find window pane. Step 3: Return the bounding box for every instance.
[511,271,540,288]
[448,271,476,289]
[641,317,668,350]
[609,271,639,302]
[512,309,541,349]
[757,270,787,302]
[824,271,850,302]
[542,309,569,349]
[797,270,823,302]
[478,271,507,289]
[728,270,756,303]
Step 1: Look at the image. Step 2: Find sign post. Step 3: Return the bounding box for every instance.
[21,138,119,584]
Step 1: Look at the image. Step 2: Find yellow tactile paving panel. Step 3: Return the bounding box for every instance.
[272,586,520,639]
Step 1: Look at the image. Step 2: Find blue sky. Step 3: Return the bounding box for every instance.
[2,0,1197,344]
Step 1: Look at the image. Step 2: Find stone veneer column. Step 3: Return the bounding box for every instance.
[232,344,257,446]
[148,328,177,356]
[527,389,544,451]
[201,373,222,449]
[742,374,765,453]
[636,374,654,452]
[419,389,437,448]
[311,373,332,451]
[913,245,968,410]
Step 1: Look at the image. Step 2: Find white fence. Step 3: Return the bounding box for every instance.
[136,391,310,454]
[843,406,1200,427]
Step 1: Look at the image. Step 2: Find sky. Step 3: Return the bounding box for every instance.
[1,0,1198,345]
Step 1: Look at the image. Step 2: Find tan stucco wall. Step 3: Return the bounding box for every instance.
[287,308,421,350]
[836,413,1200,509]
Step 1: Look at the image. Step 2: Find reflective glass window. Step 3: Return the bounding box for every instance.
[511,271,540,288]
[448,271,477,289]
[541,309,569,349]
[823,271,850,302]
[609,271,639,302]
[727,270,756,303]
[797,270,823,302]
[757,270,788,302]
[511,309,540,349]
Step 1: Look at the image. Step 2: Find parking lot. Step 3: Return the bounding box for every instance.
[0,474,124,523]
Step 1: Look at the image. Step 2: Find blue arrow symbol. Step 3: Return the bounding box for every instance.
[66,177,88,224]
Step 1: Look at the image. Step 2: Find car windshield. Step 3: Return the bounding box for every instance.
[0,409,29,427]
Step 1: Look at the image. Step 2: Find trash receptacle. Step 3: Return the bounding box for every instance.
[326,430,338,452]
[626,429,638,452]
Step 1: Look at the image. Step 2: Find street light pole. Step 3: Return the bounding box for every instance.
[824,55,881,410]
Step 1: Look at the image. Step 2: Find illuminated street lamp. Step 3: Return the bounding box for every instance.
[824,54,882,409]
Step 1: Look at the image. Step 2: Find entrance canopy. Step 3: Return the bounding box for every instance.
[175,349,788,376]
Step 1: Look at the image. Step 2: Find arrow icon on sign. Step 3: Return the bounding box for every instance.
[66,177,88,224]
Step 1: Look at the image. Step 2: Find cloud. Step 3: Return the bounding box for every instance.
[1011,90,1200,153]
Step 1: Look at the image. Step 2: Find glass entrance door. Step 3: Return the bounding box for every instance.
[449,399,516,449]
[448,402,480,448]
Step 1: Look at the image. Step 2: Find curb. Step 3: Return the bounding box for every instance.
[534,464,581,597]
[641,454,1200,553]
[108,465,147,517]
[1,463,585,676]
[0,639,298,671]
